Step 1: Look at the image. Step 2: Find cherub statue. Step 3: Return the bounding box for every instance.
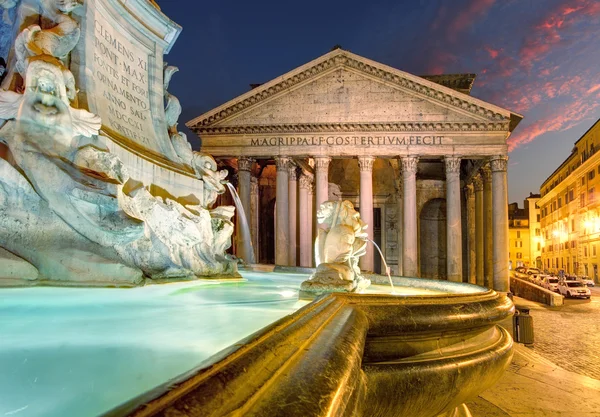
[301,200,371,293]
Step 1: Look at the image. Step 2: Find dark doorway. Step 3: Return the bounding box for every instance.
[419,198,447,279]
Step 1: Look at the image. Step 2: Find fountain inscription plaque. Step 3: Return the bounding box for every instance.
[78,0,180,162]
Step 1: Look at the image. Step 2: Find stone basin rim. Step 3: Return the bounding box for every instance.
[105,287,514,417]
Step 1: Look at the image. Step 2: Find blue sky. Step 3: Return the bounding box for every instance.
[159,0,600,204]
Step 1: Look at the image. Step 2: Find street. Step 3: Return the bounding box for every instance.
[515,286,600,380]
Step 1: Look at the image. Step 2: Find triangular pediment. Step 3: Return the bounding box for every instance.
[188,49,521,134]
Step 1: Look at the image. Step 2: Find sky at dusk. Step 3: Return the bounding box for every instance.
[159,0,600,204]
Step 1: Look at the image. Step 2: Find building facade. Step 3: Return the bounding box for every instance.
[507,194,541,269]
[188,49,522,291]
[539,119,600,282]
[508,202,530,269]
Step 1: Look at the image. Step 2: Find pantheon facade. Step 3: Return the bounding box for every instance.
[187,48,522,291]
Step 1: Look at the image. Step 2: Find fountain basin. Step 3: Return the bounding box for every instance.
[113,275,513,417]
[0,273,512,417]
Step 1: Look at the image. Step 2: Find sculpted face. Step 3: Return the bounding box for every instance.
[316,201,335,225]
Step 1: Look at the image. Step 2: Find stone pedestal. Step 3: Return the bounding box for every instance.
[275,157,290,266]
[445,156,462,282]
[491,156,510,292]
[358,156,375,272]
[401,156,419,277]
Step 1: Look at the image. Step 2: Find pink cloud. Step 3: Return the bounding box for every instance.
[443,0,496,40]
[508,98,600,151]
[587,84,600,94]
[520,0,600,67]
[484,46,500,59]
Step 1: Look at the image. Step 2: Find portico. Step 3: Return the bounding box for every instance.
[187,48,521,290]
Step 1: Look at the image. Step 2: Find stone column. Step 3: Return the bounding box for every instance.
[491,156,510,292]
[466,183,476,284]
[396,183,403,276]
[250,176,259,262]
[275,156,290,266]
[288,163,299,266]
[482,165,493,288]
[401,156,419,277]
[299,173,313,267]
[445,156,463,282]
[308,180,315,267]
[358,156,375,271]
[314,157,331,211]
[237,157,255,264]
[473,174,484,287]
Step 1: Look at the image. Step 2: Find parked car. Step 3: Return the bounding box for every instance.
[558,280,591,298]
[526,268,541,283]
[535,273,549,286]
[542,276,560,292]
[578,276,595,287]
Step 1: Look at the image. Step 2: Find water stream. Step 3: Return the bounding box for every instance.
[225,183,256,264]
[369,239,396,294]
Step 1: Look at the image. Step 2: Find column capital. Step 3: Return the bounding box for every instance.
[287,162,299,180]
[472,173,484,191]
[480,164,492,182]
[358,156,375,172]
[401,156,419,174]
[275,156,290,170]
[313,156,331,171]
[237,156,255,172]
[299,172,314,190]
[445,156,461,174]
[489,155,508,172]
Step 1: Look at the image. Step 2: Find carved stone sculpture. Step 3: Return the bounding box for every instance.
[0,6,238,285]
[300,200,371,293]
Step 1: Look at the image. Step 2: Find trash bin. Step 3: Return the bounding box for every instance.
[513,307,534,345]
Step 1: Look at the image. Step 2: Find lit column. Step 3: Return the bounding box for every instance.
[482,165,493,289]
[358,156,375,271]
[396,183,403,275]
[402,156,419,276]
[237,157,255,264]
[473,174,484,287]
[308,180,314,266]
[275,156,290,266]
[466,183,476,284]
[288,162,299,266]
[314,156,331,210]
[250,176,259,262]
[491,156,510,292]
[445,156,463,282]
[299,172,313,267]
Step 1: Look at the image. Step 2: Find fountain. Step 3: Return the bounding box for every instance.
[225,182,257,264]
[0,2,514,417]
[300,200,371,294]
[369,238,396,294]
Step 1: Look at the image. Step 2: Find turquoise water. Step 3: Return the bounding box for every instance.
[0,272,310,417]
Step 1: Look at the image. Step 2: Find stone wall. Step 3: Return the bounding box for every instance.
[510,277,564,306]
